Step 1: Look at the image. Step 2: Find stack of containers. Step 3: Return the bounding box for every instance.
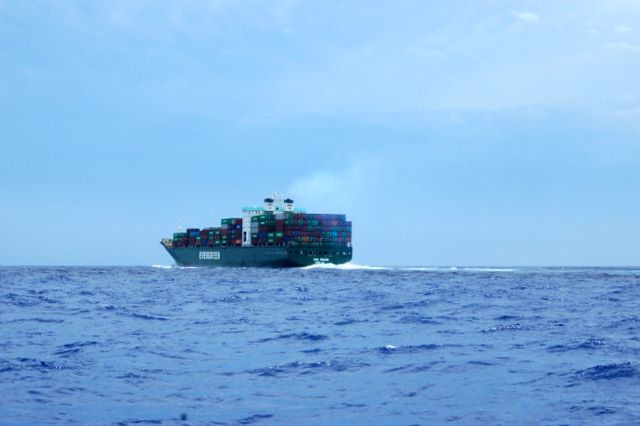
[172,221,243,248]
[186,228,200,247]
[205,227,222,247]
[172,232,188,247]
[221,218,243,246]
[275,214,285,245]
[199,229,209,247]
[250,212,351,247]
[250,213,276,246]
[283,213,351,247]
[172,213,351,248]
[200,227,223,247]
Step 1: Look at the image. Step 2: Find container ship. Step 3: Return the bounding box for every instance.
[160,195,352,267]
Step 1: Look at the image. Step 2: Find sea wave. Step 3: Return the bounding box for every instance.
[152,262,516,273]
[302,263,516,272]
[403,266,516,272]
[150,264,174,269]
[1,266,639,424]
[301,262,390,271]
[151,264,201,270]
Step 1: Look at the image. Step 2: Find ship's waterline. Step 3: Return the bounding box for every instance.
[162,245,353,267]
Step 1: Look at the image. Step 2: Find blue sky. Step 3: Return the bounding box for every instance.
[1,1,639,266]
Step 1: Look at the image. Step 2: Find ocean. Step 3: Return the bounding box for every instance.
[0,265,639,425]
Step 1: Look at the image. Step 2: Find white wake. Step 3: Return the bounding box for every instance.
[301,262,390,271]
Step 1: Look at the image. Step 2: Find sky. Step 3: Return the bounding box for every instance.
[1,0,639,266]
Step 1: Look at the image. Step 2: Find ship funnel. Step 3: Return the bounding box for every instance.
[284,198,294,212]
[264,197,275,212]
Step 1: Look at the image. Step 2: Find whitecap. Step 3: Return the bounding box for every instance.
[402,267,447,271]
[399,266,516,272]
[461,267,516,272]
[150,264,173,269]
[302,262,389,271]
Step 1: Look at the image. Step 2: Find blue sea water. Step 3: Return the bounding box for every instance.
[1,265,639,425]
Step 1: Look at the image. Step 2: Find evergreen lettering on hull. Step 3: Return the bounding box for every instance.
[199,251,220,260]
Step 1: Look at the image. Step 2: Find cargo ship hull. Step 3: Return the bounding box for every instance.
[161,242,352,267]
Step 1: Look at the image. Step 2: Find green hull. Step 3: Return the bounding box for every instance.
[161,242,352,267]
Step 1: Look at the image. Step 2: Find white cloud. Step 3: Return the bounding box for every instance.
[512,11,540,23]
[607,42,640,52]
[17,1,637,121]
[287,157,385,213]
[614,25,632,33]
